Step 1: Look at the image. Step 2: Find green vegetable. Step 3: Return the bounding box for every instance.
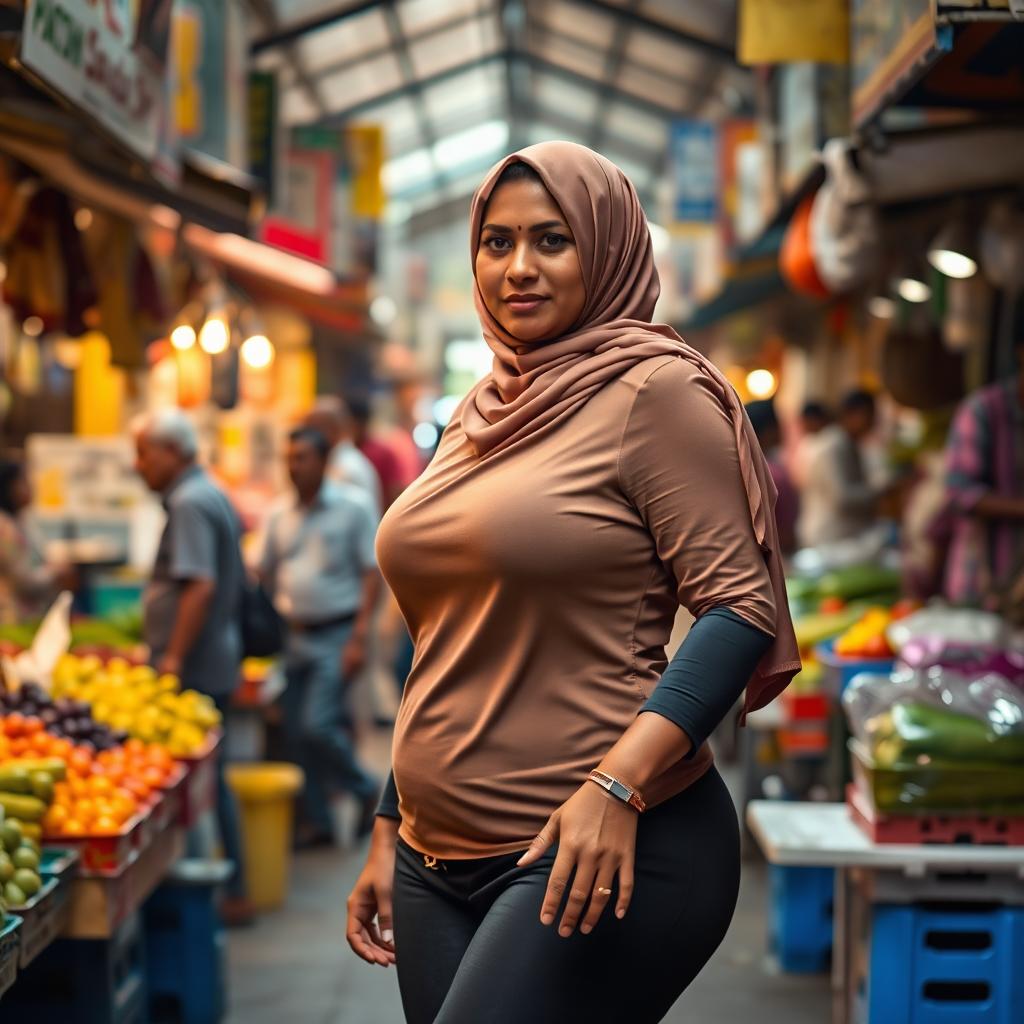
[817,566,902,601]
[869,702,1024,767]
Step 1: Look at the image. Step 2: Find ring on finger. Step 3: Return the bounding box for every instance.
[596,886,612,895]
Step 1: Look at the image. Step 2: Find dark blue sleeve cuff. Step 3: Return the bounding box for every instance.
[639,607,773,758]
[376,770,401,820]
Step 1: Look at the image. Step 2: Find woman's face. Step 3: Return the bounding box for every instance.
[475,178,586,345]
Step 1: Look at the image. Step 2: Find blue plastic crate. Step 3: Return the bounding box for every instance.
[3,909,147,1024]
[144,860,230,1024]
[768,864,835,973]
[868,904,1024,1023]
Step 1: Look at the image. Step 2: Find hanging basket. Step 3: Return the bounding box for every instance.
[881,324,965,411]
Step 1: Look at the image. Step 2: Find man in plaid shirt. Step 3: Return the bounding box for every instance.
[939,340,1024,610]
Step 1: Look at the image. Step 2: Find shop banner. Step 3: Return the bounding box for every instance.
[172,0,248,170]
[248,70,278,203]
[261,126,383,278]
[21,0,172,162]
[852,0,937,126]
[738,0,849,65]
[671,121,718,225]
[718,119,758,249]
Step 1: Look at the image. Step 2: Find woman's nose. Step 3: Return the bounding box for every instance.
[506,242,538,282]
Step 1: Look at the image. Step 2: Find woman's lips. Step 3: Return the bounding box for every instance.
[504,297,547,313]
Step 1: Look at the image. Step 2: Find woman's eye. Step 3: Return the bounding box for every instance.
[540,233,567,249]
[484,236,511,251]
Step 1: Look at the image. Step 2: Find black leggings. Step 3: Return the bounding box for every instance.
[392,767,740,1024]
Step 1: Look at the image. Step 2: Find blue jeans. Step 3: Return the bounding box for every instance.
[280,622,378,835]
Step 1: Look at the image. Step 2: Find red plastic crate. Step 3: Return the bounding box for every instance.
[44,807,150,876]
[782,689,830,722]
[848,784,1024,846]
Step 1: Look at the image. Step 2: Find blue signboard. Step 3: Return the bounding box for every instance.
[671,121,719,223]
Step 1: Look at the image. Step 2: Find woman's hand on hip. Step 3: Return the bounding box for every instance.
[346,818,399,967]
[517,781,637,937]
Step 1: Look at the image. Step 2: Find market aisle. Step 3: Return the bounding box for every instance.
[226,730,830,1024]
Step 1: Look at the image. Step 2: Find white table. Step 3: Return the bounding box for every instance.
[746,801,1024,1023]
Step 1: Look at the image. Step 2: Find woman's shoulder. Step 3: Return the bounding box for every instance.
[615,354,716,416]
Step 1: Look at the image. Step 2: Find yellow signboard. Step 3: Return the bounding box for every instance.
[739,0,849,65]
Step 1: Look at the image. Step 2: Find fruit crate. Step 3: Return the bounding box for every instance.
[0,914,21,1000]
[815,640,894,698]
[849,740,1024,817]
[39,846,80,883]
[9,876,67,968]
[48,809,149,877]
[848,783,1024,847]
[177,731,221,827]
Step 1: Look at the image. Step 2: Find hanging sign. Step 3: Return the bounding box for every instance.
[21,0,172,163]
[738,0,849,65]
[852,0,938,126]
[671,121,719,224]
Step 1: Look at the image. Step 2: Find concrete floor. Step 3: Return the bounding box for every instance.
[225,728,831,1024]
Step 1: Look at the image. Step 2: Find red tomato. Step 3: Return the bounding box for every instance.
[819,597,847,614]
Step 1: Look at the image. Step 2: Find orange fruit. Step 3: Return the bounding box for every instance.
[23,716,43,735]
[89,775,114,796]
[4,713,25,737]
[62,819,87,836]
[9,738,29,756]
[125,738,146,757]
[69,749,93,776]
[43,805,69,831]
[74,798,96,822]
[92,816,120,835]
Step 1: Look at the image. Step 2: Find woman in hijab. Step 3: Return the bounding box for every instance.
[346,143,799,1023]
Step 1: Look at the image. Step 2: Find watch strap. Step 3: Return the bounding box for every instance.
[587,769,646,813]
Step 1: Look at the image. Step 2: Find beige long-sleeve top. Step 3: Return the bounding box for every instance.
[377,355,777,858]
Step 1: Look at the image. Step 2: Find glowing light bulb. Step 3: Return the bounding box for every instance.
[171,324,196,350]
[198,317,229,354]
[240,334,274,369]
[746,369,776,399]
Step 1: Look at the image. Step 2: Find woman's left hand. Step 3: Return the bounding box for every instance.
[516,781,637,937]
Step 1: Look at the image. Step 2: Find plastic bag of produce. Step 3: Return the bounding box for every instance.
[897,636,1024,687]
[843,665,1024,768]
[1,593,72,695]
[886,606,1007,655]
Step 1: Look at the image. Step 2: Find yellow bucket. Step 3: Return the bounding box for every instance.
[226,763,304,911]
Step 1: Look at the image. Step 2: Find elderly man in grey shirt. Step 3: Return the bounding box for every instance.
[260,426,382,846]
[134,409,250,920]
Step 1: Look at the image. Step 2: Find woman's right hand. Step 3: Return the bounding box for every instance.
[346,817,399,967]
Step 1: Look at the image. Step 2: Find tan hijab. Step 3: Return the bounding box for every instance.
[463,141,800,713]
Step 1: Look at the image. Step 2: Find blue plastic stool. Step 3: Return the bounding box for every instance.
[768,864,834,972]
[144,859,232,1024]
[4,909,147,1024]
[868,904,1024,1023]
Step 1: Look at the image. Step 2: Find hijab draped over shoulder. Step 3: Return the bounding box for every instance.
[461,140,800,715]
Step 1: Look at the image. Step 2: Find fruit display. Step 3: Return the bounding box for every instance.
[0,683,127,753]
[51,655,220,756]
[0,815,44,917]
[43,740,176,839]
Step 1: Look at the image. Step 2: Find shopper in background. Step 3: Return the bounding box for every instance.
[791,400,832,489]
[0,457,77,624]
[798,389,881,547]
[936,337,1024,612]
[133,410,251,923]
[305,396,381,519]
[259,426,382,847]
[349,394,405,511]
[746,400,799,555]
